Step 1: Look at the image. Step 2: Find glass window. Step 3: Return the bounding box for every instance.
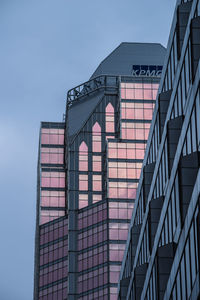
[92,122,101,152]
[106,103,115,132]
[79,141,88,171]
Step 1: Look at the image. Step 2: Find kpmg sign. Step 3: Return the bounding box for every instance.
[132,65,163,77]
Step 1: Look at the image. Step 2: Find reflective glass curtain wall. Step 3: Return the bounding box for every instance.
[119,1,200,299]
[34,43,166,300]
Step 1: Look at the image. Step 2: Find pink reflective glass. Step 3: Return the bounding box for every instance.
[106,122,115,132]
[110,271,120,283]
[135,89,143,99]
[41,153,49,163]
[108,148,117,158]
[79,141,88,151]
[106,103,114,113]
[118,188,128,198]
[79,200,88,209]
[93,122,101,133]
[93,141,101,152]
[126,89,134,99]
[79,181,88,190]
[144,89,153,100]
[93,161,101,171]
[58,135,64,145]
[93,181,102,191]
[79,142,88,171]
[109,188,118,198]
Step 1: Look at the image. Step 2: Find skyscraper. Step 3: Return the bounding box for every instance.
[119,1,200,299]
[34,43,166,300]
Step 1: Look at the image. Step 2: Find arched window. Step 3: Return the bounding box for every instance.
[79,141,88,171]
[106,103,115,133]
[92,122,101,152]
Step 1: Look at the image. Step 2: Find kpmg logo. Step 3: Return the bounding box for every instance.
[132,65,163,77]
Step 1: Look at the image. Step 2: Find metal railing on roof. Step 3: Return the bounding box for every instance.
[67,75,119,106]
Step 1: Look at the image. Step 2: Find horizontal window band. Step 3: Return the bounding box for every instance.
[40,144,65,149]
[39,216,67,228]
[108,178,139,183]
[41,168,65,172]
[78,241,108,254]
[121,99,156,104]
[40,164,65,168]
[78,283,110,297]
[121,77,160,83]
[39,277,68,291]
[41,188,66,192]
[39,235,68,250]
[78,220,107,234]
[41,122,65,129]
[121,119,152,123]
[40,207,66,211]
[39,256,68,270]
[108,158,143,163]
[78,262,109,276]
[108,199,135,203]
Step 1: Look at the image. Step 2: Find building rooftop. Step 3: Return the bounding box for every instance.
[91,42,166,78]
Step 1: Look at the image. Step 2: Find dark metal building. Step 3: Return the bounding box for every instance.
[34,43,166,300]
[118,1,200,299]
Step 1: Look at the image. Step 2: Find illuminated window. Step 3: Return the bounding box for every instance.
[41,147,64,164]
[108,161,142,179]
[41,171,65,188]
[79,141,88,171]
[93,194,102,203]
[93,175,102,191]
[40,210,65,225]
[41,190,65,207]
[108,181,137,199]
[41,128,64,145]
[93,155,102,171]
[79,174,88,191]
[120,82,159,100]
[79,194,88,209]
[92,122,101,152]
[106,103,115,132]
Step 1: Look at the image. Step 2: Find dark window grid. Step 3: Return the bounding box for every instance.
[40,240,68,265]
[78,201,107,216]
[39,255,68,270]
[78,212,107,231]
[39,277,68,292]
[78,229,107,251]
[40,236,68,250]
[40,261,67,277]
[78,286,109,299]
[40,227,68,246]
[40,217,67,232]
[78,251,108,272]
[39,263,68,288]
[78,269,109,287]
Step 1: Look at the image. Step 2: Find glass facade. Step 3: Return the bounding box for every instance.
[119,1,200,299]
[34,43,165,300]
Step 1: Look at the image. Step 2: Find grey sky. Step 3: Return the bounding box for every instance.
[0,0,176,299]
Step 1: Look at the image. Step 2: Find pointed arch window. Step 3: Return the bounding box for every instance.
[106,103,115,133]
[79,141,88,171]
[92,122,101,152]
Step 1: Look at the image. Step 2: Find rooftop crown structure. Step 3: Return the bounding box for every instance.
[34,42,166,300]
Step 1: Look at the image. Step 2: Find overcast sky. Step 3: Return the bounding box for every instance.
[0,1,176,299]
